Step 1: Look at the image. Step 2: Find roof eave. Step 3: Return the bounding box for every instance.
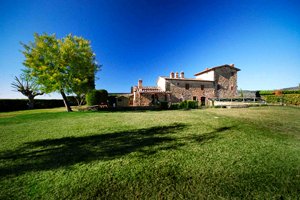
[194,65,241,76]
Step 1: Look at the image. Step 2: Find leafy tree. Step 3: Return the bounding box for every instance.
[239,88,244,98]
[11,74,44,109]
[22,33,99,111]
[86,89,108,106]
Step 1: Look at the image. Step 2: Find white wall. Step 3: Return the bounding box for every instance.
[195,70,215,81]
[157,77,166,91]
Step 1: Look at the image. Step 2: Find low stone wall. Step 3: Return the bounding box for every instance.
[208,99,266,108]
[133,93,168,106]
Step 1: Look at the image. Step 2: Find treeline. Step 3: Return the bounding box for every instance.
[0,98,78,112]
[1,89,110,112]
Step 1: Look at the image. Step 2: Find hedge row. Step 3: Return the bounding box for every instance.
[261,94,300,106]
[259,90,274,95]
[0,99,77,112]
[282,90,300,94]
[259,90,300,95]
[170,100,199,110]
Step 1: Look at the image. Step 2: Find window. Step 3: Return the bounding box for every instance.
[217,84,221,90]
[176,82,180,86]
[231,72,235,76]
[185,83,190,90]
[201,85,204,90]
[231,85,234,90]
[193,96,197,101]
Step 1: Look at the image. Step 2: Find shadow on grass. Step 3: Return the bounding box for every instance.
[0,123,186,178]
[0,124,234,178]
[187,126,234,144]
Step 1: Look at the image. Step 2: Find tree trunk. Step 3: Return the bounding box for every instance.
[60,90,72,112]
[28,96,34,109]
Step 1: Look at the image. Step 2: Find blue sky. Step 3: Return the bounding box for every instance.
[0,0,299,99]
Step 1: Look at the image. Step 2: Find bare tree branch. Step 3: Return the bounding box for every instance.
[11,75,44,109]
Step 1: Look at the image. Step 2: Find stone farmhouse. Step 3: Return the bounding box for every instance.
[131,64,240,106]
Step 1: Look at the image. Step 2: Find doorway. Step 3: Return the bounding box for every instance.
[201,97,206,106]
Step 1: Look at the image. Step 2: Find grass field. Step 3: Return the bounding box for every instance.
[0,106,299,199]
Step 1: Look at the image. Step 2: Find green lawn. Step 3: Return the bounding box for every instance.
[0,106,299,199]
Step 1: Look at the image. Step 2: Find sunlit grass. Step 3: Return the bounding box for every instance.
[0,106,299,199]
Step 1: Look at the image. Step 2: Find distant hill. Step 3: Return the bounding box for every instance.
[237,90,257,97]
[238,85,299,97]
[281,86,300,91]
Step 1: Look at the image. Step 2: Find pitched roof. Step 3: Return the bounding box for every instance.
[194,64,241,76]
[137,86,170,94]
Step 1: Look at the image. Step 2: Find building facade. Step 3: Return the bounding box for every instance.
[132,64,240,106]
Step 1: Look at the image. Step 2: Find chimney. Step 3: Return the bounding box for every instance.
[180,71,184,79]
[138,79,142,89]
[230,64,235,67]
[170,72,174,78]
[175,72,179,78]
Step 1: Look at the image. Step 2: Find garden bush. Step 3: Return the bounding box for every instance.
[159,101,169,110]
[169,100,198,110]
[262,95,282,104]
[187,100,198,109]
[179,100,188,109]
[86,89,108,106]
[261,94,300,105]
[283,94,300,105]
[170,103,180,110]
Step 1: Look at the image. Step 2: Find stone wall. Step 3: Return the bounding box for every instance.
[166,79,215,104]
[116,96,130,107]
[214,66,238,98]
[133,92,168,106]
[132,65,239,106]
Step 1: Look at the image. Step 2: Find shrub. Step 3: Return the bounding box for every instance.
[261,94,300,106]
[255,91,261,98]
[159,101,169,110]
[283,94,300,105]
[187,100,198,109]
[179,101,188,109]
[262,95,282,104]
[173,100,198,109]
[275,90,283,96]
[86,89,108,106]
[170,103,180,110]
